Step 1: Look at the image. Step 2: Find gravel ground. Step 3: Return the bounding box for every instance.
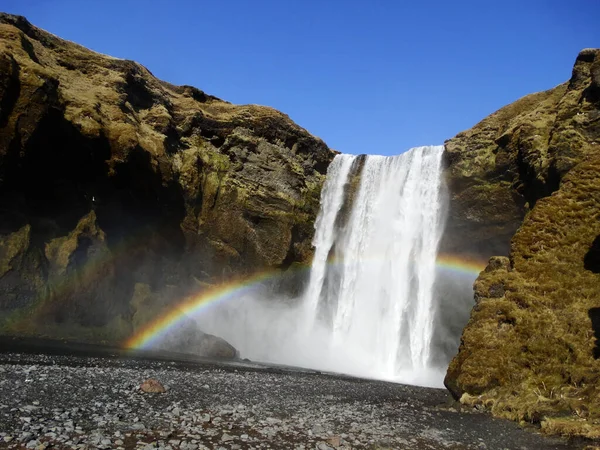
[0,346,589,450]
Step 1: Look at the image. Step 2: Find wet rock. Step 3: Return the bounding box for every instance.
[327,435,341,448]
[140,379,166,393]
[220,432,234,442]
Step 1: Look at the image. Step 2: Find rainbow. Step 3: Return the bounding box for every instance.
[436,253,487,277]
[124,254,486,351]
[123,269,286,350]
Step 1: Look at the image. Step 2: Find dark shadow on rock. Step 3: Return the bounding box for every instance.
[0,53,20,129]
[0,106,111,241]
[0,104,115,324]
[588,308,600,359]
[19,34,40,65]
[94,145,186,254]
[584,235,600,273]
[122,65,157,111]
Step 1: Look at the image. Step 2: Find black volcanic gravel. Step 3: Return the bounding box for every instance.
[0,347,587,450]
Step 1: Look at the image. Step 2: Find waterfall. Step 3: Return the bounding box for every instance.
[195,145,458,388]
[302,146,446,378]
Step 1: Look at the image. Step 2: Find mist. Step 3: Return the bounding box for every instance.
[188,264,476,389]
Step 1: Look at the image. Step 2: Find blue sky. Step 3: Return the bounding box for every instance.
[4,1,599,155]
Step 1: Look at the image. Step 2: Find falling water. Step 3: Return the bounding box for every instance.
[302,146,446,379]
[301,154,356,329]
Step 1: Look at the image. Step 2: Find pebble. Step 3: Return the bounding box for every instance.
[220,433,234,442]
[0,352,579,450]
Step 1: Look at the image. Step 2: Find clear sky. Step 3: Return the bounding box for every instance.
[3,1,599,155]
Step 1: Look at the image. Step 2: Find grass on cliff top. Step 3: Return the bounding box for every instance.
[447,83,568,181]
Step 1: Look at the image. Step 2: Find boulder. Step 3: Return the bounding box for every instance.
[152,312,238,359]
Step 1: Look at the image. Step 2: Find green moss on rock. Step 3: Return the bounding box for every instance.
[0,224,31,277]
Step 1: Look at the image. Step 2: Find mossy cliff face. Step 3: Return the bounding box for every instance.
[445,49,600,438]
[0,13,335,346]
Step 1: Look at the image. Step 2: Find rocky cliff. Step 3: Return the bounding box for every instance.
[444,49,600,438]
[0,13,335,349]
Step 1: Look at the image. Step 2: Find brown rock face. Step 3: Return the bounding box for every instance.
[445,49,600,438]
[0,14,335,346]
